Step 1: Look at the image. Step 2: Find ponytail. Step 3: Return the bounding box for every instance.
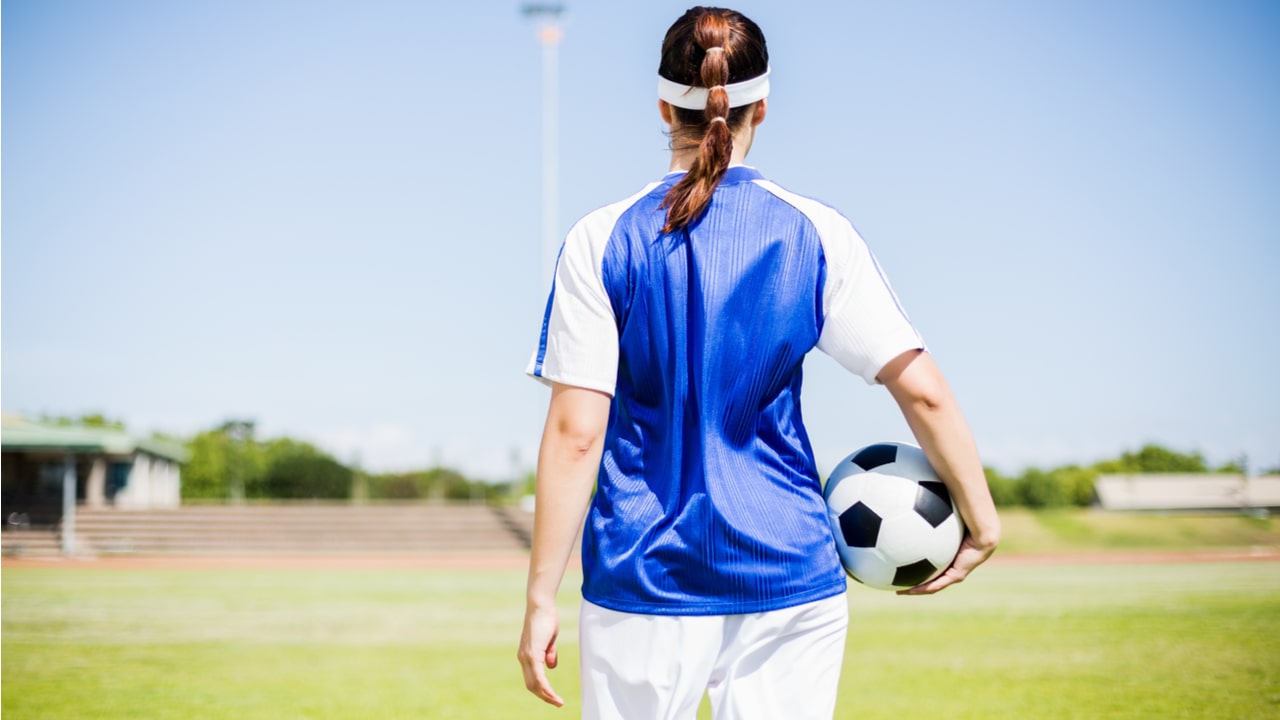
[658,8,768,234]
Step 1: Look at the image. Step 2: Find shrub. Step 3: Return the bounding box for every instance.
[984,467,1021,507]
[1019,468,1073,508]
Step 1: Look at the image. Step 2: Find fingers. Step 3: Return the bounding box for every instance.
[897,566,965,595]
[518,608,565,707]
[518,643,565,707]
[898,536,995,596]
[520,654,565,707]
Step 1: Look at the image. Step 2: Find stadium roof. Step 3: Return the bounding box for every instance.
[0,417,188,462]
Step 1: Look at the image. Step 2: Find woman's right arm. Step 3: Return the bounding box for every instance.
[877,349,1001,595]
[517,382,612,707]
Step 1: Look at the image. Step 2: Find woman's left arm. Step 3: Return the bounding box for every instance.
[878,350,1001,595]
[517,382,612,707]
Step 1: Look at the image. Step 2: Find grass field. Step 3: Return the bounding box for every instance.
[993,508,1280,555]
[4,555,1279,719]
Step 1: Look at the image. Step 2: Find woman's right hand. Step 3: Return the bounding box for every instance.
[518,604,565,707]
[518,383,612,709]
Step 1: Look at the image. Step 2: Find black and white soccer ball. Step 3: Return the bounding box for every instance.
[824,442,964,591]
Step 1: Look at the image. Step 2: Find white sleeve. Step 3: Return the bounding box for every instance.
[814,221,925,385]
[525,216,620,396]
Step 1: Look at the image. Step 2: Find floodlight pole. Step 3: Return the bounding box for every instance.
[61,454,77,556]
[522,4,565,297]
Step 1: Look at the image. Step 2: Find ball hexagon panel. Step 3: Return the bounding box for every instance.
[876,512,939,566]
[854,474,919,518]
[887,449,938,485]
[840,546,898,589]
[925,514,965,567]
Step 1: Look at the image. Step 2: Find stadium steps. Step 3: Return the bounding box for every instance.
[1,526,62,557]
[2,503,537,556]
[490,505,533,550]
[487,505,582,557]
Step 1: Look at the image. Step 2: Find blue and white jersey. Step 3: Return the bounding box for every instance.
[528,166,924,615]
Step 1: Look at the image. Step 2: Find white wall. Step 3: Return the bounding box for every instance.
[114,453,181,509]
[1096,474,1280,511]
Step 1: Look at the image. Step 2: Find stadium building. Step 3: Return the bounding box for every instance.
[1,417,187,526]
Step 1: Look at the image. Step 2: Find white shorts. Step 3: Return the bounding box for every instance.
[578,593,849,720]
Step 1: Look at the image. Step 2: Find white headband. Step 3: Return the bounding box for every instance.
[657,67,771,110]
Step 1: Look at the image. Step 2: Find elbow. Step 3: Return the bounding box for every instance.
[907,380,949,416]
[883,351,953,417]
[541,384,612,464]
[551,416,605,458]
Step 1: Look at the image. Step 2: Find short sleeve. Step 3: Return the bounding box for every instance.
[815,222,925,384]
[525,217,620,395]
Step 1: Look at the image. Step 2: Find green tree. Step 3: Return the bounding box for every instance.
[40,413,126,430]
[363,467,497,502]
[1215,459,1246,474]
[1095,444,1208,473]
[427,468,474,500]
[182,430,232,499]
[1018,468,1073,508]
[518,470,537,498]
[181,421,266,500]
[370,474,423,499]
[1051,465,1099,506]
[260,440,352,500]
[983,467,1020,507]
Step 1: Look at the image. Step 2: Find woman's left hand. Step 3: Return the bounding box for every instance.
[897,533,997,595]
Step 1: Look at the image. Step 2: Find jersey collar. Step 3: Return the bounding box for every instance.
[662,165,764,185]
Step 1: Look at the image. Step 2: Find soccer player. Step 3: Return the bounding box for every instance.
[517,7,1001,719]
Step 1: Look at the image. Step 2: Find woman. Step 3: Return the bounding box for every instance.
[518,7,1000,719]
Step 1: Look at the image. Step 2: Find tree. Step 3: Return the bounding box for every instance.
[260,440,352,500]
[371,474,424,499]
[428,468,473,500]
[181,421,266,500]
[1051,465,1099,506]
[40,413,126,430]
[1214,458,1246,474]
[363,467,500,501]
[983,467,1020,507]
[1094,444,1208,474]
[1018,468,1073,508]
[182,430,233,499]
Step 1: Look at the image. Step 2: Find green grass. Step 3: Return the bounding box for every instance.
[838,562,1280,719]
[4,561,1279,719]
[993,508,1279,554]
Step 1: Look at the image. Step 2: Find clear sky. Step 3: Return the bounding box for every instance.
[4,1,1278,480]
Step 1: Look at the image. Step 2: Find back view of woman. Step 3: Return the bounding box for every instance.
[518,7,1000,719]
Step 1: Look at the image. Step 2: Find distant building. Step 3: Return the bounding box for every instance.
[1,417,187,524]
[1095,473,1280,511]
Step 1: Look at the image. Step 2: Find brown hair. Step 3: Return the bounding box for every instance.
[658,7,769,233]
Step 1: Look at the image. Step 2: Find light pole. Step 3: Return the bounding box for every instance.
[522,4,565,297]
[61,454,77,556]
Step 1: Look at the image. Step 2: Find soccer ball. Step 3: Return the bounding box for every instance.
[824,442,964,591]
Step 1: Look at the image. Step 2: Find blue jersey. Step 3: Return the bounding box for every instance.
[528,166,924,615]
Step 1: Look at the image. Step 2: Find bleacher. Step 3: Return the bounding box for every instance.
[2,503,538,557]
[1095,474,1280,511]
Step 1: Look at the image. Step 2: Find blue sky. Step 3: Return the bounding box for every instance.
[4,1,1278,479]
